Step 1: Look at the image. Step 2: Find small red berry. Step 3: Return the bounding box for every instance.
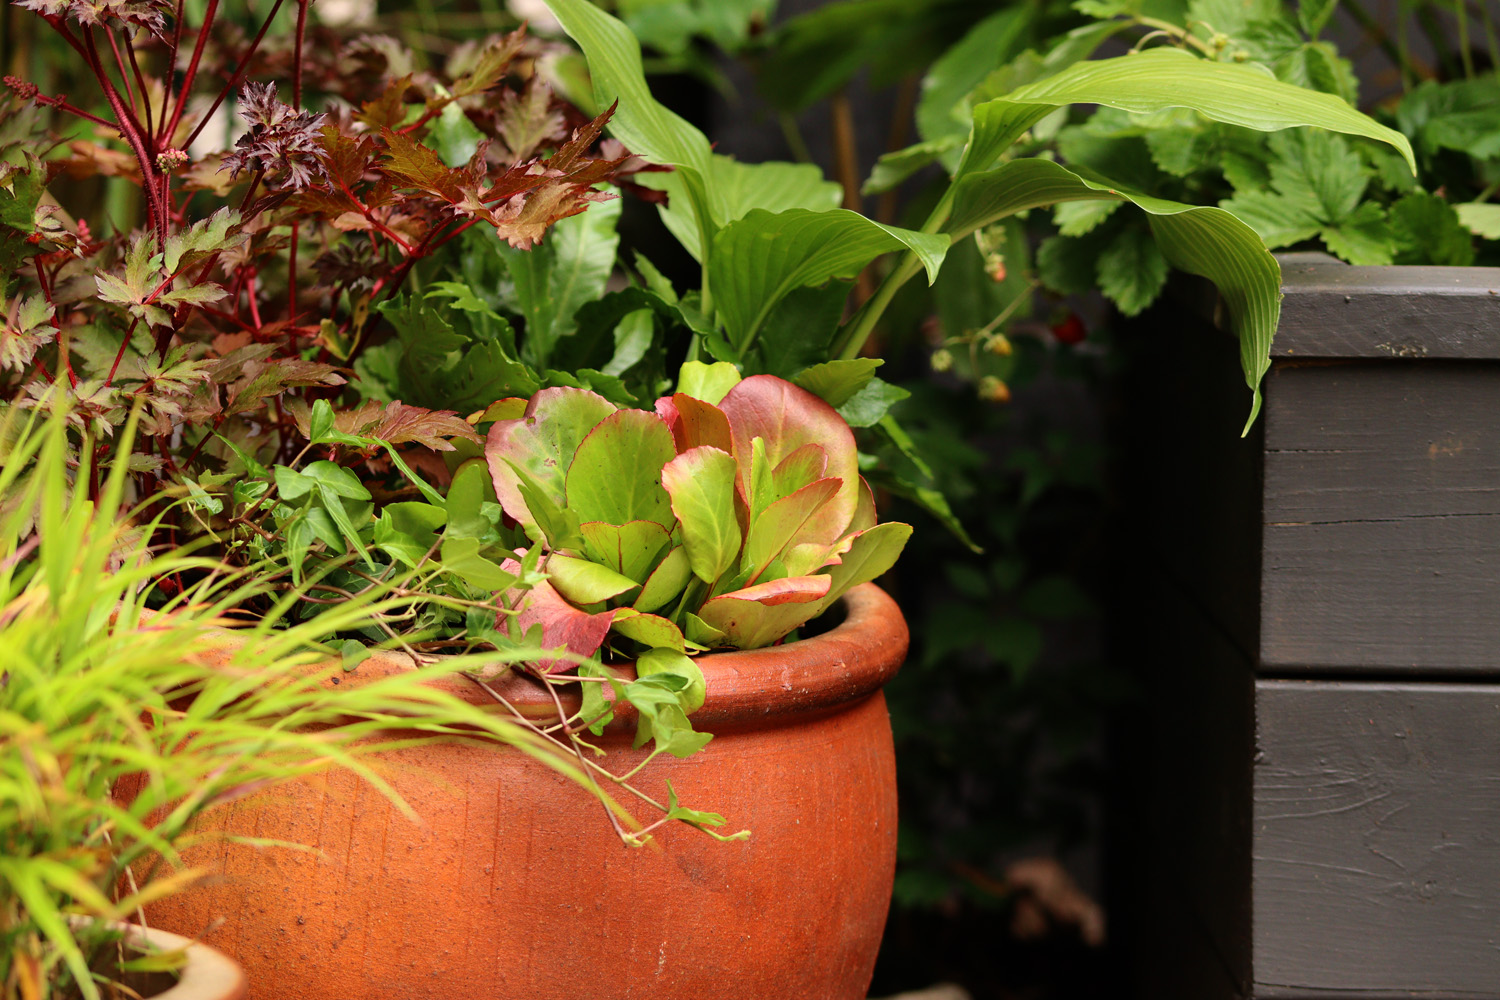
[1050,313,1086,345]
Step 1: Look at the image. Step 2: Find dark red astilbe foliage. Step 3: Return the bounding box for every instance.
[1,14,641,504]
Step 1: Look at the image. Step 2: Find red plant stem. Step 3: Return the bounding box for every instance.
[292,0,308,106]
[83,28,165,246]
[165,0,187,79]
[105,317,141,386]
[103,27,138,117]
[181,0,289,151]
[160,0,219,147]
[32,93,119,131]
[123,33,154,140]
[287,221,299,320]
[38,14,90,61]
[245,269,263,328]
[33,258,76,388]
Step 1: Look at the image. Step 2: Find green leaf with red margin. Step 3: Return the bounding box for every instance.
[634,545,693,613]
[771,443,829,502]
[807,521,912,619]
[580,520,673,583]
[509,577,617,673]
[486,386,616,528]
[610,609,688,653]
[740,477,841,585]
[654,392,735,455]
[565,408,676,528]
[662,446,741,585]
[545,552,639,605]
[719,375,858,546]
[696,575,834,648]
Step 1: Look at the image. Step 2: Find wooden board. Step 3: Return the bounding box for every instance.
[1261,362,1500,673]
[1253,680,1500,998]
[1276,259,1500,360]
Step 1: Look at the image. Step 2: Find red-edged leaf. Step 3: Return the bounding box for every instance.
[713,574,831,606]
[564,408,676,528]
[718,375,858,545]
[741,477,842,585]
[366,400,482,449]
[507,577,616,674]
[655,392,734,455]
[486,387,616,528]
[661,446,740,585]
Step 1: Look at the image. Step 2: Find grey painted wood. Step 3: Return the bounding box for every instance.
[1253,680,1500,998]
[1276,259,1500,360]
[1260,362,1500,673]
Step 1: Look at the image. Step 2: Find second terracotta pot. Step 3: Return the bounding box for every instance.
[146,583,907,1000]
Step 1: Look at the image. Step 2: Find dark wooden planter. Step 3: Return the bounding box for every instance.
[1115,256,1500,1000]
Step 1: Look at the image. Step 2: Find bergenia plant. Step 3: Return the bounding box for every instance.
[485,366,910,703]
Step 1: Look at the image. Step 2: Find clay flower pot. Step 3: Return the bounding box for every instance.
[101,923,248,1000]
[145,583,907,1000]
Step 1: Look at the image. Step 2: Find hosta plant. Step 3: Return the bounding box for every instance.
[483,367,912,763]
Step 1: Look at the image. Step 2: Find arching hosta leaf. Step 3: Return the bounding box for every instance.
[662,446,741,585]
[543,0,717,253]
[956,47,1415,181]
[565,408,677,528]
[947,158,1281,427]
[709,208,949,352]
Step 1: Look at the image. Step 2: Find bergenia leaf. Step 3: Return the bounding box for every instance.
[719,375,859,546]
[654,392,735,455]
[545,552,639,605]
[662,446,741,586]
[739,477,842,585]
[611,610,688,653]
[486,386,616,528]
[579,520,672,584]
[696,576,834,648]
[508,576,617,673]
[634,546,693,614]
[564,408,676,528]
[807,521,913,618]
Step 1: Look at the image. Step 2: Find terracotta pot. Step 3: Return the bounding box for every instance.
[102,922,248,1000]
[145,582,907,1000]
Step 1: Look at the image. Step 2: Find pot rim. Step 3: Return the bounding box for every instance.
[69,921,247,1000]
[223,582,907,729]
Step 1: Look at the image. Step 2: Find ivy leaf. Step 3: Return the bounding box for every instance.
[1096,227,1169,316]
[634,647,706,714]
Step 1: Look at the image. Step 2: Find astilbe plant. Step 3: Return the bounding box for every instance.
[0,1,640,512]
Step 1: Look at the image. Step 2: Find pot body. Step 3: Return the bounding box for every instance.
[146,584,907,1000]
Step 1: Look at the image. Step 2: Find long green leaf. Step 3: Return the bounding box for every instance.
[710,208,949,350]
[949,158,1279,426]
[544,0,717,250]
[957,47,1416,181]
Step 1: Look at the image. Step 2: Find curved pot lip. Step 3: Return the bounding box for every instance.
[110,923,247,1000]
[215,582,908,729]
